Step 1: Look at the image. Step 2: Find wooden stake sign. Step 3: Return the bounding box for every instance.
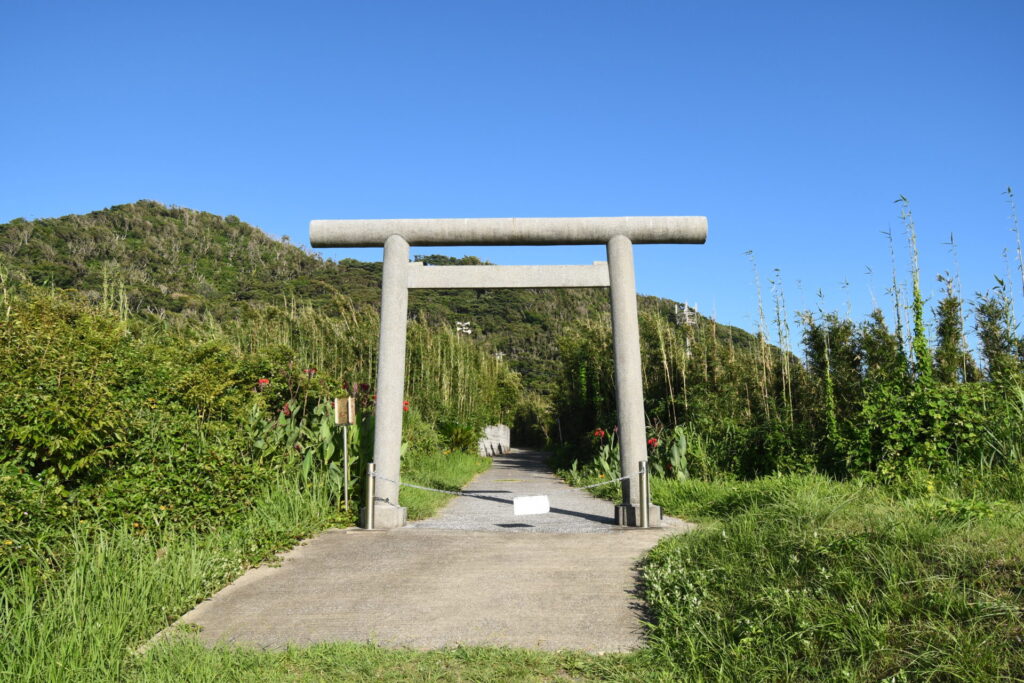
[334,396,356,510]
[334,396,356,425]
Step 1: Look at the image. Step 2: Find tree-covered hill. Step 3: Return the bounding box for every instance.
[0,200,757,395]
[1,200,381,314]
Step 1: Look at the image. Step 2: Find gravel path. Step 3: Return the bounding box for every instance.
[174,449,694,652]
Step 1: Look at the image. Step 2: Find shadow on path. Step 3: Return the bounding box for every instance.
[409,448,626,533]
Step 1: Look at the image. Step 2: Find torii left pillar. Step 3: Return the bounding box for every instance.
[363,234,410,529]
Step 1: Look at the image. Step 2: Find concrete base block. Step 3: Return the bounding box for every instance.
[615,503,662,528]
[360,504,408,530]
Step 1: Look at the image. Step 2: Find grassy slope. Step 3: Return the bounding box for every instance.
[0,450,488,682]
[642,475,1024,680]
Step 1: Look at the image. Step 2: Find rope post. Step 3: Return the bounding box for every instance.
[639,461,650,529]
[342,425,350,511]
[364,462,375,530]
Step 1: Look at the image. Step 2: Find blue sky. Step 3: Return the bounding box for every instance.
[2,1,1022,338]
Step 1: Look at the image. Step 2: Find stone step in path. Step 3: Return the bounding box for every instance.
[176,449,694,652]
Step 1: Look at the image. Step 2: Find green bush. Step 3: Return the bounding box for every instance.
[437,421,482,454]
[849,380,991,475]
[403,409,445,462]
[0,295,134,483]
[0,291,308,534]
[0,464,68,554]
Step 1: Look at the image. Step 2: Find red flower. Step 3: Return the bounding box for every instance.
[257,378,269,385]
[360,383,370,392]
[281,404,292,417]
[403,400,410,412]
[647,437,659,448]
[593,428,606,439]
[303,368,317,377]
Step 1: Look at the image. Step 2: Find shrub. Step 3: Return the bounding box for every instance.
[849,381,991,475]
[0,294,134,483]
[0,291,303,533]
[437,421,482,454]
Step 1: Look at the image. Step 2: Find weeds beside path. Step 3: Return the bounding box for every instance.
[563,466,1024,681]
[0,450,488,681]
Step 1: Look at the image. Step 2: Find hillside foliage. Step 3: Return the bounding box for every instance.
[559,206,1024,487]
[0,200,754,401]
[2,198,1023,680]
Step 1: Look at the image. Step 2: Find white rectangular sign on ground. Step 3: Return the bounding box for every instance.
[513,495,550,516]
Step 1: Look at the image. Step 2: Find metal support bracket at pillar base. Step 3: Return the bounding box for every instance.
[615,503,663,528]
[359,504,408,530]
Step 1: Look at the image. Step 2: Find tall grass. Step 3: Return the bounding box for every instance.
[555,461,1024,680]
[561,194,1024,482]
[181,295,521,429]
[0,473,341,681]
[0,449,490,681]
[641,474,1024,680]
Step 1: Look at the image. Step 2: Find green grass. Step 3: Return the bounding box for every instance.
[133,640,653,682]
[6,455,1022,681]
[0,473,346,681]
[642,474,1024,680]
[559,467,1024,680]
[401,448,491,520]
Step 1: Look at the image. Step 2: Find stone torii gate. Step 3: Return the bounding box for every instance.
[310,216,708,529]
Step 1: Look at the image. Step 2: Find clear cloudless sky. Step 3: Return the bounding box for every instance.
[2,1,1022,338]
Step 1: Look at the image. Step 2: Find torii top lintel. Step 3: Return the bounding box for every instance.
[309,216,708,248]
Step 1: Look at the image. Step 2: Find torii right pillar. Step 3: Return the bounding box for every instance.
[607,234,660,526]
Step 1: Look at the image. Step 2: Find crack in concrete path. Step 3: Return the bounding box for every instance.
[175,449,694,652]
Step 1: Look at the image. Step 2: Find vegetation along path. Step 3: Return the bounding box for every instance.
[177,449,694,652]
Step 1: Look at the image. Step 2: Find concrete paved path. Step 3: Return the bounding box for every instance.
[412,448,682,534]
[177,449,694,652]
